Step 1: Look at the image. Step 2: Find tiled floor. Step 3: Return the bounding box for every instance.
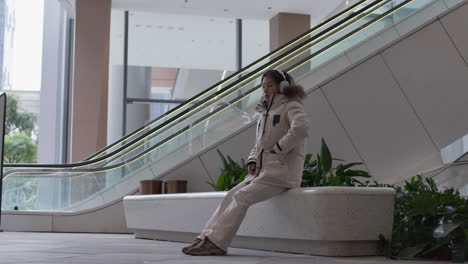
[0,232,450,264]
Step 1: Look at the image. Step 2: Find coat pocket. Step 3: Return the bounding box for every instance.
[261,152,289,179]
[270,151,287,164]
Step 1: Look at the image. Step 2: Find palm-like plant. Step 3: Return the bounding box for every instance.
[383,175,468,261]
[301,138,371,187]
[208,150,247,191]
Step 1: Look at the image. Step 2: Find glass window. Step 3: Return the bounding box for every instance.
[0,0,44,163]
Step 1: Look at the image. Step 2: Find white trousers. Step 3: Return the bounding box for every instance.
[197,179,288,251]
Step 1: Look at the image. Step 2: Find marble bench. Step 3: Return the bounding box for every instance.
[123,187,395,256]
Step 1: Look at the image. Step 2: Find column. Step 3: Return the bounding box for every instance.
[71,0,111,162]
[270,13,310,51]
[269,13,310,78]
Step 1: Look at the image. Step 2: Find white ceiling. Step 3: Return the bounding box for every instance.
[110,10,270,70]
[111,0,345,22]
[109,0,350,71]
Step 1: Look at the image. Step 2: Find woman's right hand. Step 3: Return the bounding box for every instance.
[248,163,256,175]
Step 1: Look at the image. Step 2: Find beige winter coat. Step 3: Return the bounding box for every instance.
[245,93,308,188]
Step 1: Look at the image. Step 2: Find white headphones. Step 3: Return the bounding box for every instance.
[275,69,290,93]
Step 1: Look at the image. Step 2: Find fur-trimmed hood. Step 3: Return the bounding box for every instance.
[256,91,304,114]
[281,84,306,99]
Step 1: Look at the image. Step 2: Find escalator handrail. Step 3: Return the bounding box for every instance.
[80,0,374,161]
[3,0,386,169]
[2,0,415,178]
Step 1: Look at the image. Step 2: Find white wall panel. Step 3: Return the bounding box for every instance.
[440,2,468,64]
[1,213,53,232]
[53,201,128,233]
[303,89,363,165]
[382,21,468,150]
[298,55,352,89]
[394,0,448,36]
[345,27,400,65]
[443,0,465,8]
[199,126,256,183]
[432,164,468,196]
[321,55,439,183]
[159,157,212,192]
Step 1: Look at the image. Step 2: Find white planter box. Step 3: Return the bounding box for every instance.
[123,187,395,256]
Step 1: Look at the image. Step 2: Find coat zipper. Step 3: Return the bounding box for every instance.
[256,94,275,176]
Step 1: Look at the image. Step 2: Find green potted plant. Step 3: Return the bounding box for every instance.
[379,175,468,262]
[301,138,372,187]
[210,138,468,261]
[208,150,247,191]
[305,139,468,261]
[209,139,373,191]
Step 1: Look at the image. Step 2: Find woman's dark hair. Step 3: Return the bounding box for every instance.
[261,70,306,98]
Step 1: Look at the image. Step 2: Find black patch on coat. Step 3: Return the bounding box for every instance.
[273,114,281,126]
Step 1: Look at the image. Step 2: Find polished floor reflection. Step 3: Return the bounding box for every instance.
[0,232,449,264]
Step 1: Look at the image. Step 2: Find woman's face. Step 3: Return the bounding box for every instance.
[262,76,279,99]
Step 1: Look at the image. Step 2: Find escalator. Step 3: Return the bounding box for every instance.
[1,0,462,225]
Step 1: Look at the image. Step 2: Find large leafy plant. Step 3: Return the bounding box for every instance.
[301,138,371,187]
[208,150,247,191]
[209,140,468,261]
[381,175,468,261]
